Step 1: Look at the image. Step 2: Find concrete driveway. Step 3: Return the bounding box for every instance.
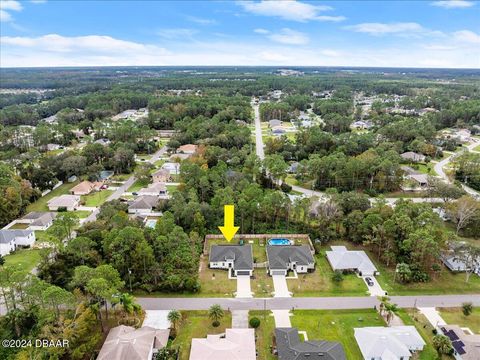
[272,275,291,297]
[363,276,386,297]
[232,310,249,328]
[272,310,292,327]
[236,275,253,298]
[142,310,171,329]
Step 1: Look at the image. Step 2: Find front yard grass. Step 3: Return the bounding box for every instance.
[27,181,79,212]
[250,310,276,360]
[374,260,480,295]
[438,307,480,333]
[172,310,232,360]
[291,309,385,360]
[81,190,113,207]
[288,252,368,297]
[127,179,150,192]
[396,309,448,360]
[197,257,236,297]
[251,268,274,297]
[3,249,43,272]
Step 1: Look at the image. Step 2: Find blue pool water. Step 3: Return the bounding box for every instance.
[268,238,292,246]
[145,219,157,228]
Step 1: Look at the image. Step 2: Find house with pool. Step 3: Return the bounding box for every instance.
[209,244,254,277]
[266,243,315,276]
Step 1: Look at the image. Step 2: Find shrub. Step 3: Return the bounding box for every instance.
[332,270,344,283]
[58,206,67,212]
[249,317,261,328]
[280,182,292,193]
[212,320,220,327]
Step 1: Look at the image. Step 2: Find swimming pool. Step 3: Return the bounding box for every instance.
[268,238,292,246]
[145,219,157,228]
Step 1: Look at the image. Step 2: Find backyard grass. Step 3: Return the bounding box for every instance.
[474,144,480,151]
[81,190,113,207]
[250,310,276,360]
[291,309,385,360]
[27,181,79,212]
[111,173,131,181]
[396,309,448,360]
[172,310,232,360]
[288,252,369,297]
[3,249,42,272]
[438,307,480,333]
[412,163,438,176]
[127,179,150,192]
[198,257,236,297]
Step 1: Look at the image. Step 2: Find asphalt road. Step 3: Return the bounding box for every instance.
[137,294,480,311]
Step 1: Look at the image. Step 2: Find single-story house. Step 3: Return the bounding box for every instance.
[128,195,159,214]
[47,194,80,211]
[354,326,425,360]
[350,120,373,130]
[272,127,286,135]
[152,168,170,183]
[441,249,480,275]
[46,143,61,151]
[161,162,180,175]
[209,244,253,276]
[70,180,99,195]
[400,152,426,163]
[97,325,169,360]
[301,119,313,128]
[94,138,111,146]
[169,153,192,161]
[177,144,198,154]
[189,328,256,360]
[19,211,57,231]
[0,229,36,256]
[326,246,378,276]
[266,245,315,276]
[406,173,429,188]
[440,325,480,359]
[275,327,346,360]
[138,182,167,197]
[269,119,282,128]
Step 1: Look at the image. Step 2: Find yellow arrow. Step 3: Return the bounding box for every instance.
[218,204,239,242]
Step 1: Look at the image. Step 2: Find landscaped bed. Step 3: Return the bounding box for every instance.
[172,310,232,360]
[290,309,385,360]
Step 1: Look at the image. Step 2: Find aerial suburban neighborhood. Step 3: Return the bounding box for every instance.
[1,1,480,360]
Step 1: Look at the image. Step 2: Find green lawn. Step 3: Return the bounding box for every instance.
[3,249,42,273]
[438,307,480,333]
[474,144,480,151]
[197,257,236,297]
[81,190,113,207]
[172,310,232,360]
[27,181,79,212]
[412,163,438,176]
[396,309,448,360]
[250,310,276,360]
[251,268,274,297]
[375,259,480,295]
[291,309,385,360]
[288,251,369,297]
[127,179,150,192]
[66,210,91,218]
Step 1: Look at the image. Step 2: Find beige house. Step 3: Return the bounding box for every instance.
[152,168,170,183]
[97,325,169,360]
[70,180,100,195]
[177,144,198,154]
[138,182,167,196]
[189,328,256,360]
[47,195,80,211]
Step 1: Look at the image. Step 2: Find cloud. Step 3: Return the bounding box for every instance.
[431,1,475,9]
[320,49,342,57]
[0,0,23,22]
[186,15,217,25]
[423,44,456,50]
[30,0,47,3]
[254,28,269,34]
[157,28,198,39]
[346,22,425,35]
[238,0,345,22]
[453,30,480,44]
[266,28,309,45]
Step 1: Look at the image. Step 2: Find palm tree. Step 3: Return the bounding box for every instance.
[462,302,473,317]
[208,304,224,326]
[113,293,141,320]
[168,310,181,332]
[384,302,399,325]
[378,296,390,316]
[433,334,453,355]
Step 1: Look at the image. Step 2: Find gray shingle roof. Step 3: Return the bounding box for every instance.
[209,245,253,271]
[21,212,56,226]
[267,245,314,270]
[128,196,159,210]
[0,229,33,244]
[275,328,346,360]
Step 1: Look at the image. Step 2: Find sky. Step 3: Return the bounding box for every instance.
[0,0,479,68]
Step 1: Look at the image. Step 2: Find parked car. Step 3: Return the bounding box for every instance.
[365,277,374,286]
[132,192,138,195]
[100,184,109,189]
